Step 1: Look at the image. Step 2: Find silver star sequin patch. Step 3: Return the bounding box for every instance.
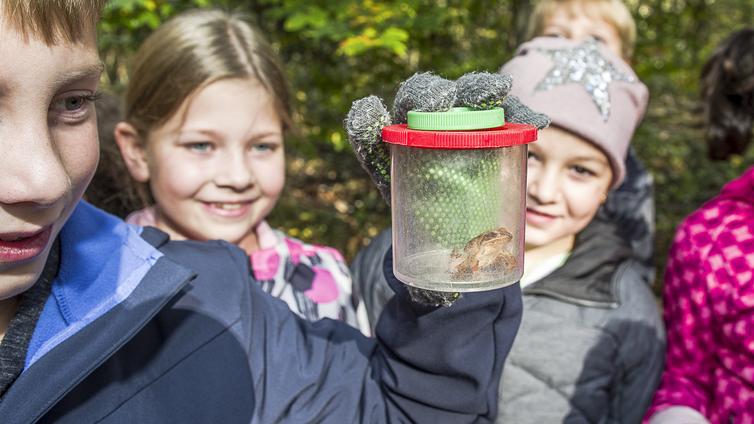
[535,39,635,121]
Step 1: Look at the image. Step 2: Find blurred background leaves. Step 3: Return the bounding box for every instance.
[94,0,754,290]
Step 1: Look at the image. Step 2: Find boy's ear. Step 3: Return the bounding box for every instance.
[114,122,151,183]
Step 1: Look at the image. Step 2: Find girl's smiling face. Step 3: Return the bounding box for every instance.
[525,127,613,249]
[120,78,285,252]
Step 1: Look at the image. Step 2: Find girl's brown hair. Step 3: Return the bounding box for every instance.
[122,9,292,206]
[701,28,754,160]
[125,9,292,137]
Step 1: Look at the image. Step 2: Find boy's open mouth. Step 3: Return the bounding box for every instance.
[0,226,52,263]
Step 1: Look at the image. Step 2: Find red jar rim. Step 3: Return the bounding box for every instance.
[381,123,538,149]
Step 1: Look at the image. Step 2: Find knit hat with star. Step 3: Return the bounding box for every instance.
[500,36,648,188]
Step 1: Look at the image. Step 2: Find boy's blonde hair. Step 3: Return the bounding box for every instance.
[527,0,636,60]
[1,0,106,44]
[125,9,292,140]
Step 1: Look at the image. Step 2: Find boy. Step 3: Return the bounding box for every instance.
[0,1,521,422]
[525,0,656,286]
[495,36,662,423]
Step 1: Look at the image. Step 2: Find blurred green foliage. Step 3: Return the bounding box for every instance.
[96,0,754,290]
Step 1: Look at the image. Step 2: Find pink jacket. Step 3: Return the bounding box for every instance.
[648,167,754,423]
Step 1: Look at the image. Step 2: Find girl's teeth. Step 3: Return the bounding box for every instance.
[213,203,242,210]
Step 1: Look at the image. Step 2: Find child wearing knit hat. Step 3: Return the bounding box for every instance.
[527,0,658,292]
[495,36,665,423]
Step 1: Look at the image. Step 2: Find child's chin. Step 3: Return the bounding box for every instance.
[523,229,558,249]
[0,255,50,300]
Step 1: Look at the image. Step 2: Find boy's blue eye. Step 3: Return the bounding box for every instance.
[571,165,596,176]
[64,96,86,111]
[50,92,98,113]
[49,91,99,124]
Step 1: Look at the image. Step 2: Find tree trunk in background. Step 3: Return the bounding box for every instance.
[510,0,533,50]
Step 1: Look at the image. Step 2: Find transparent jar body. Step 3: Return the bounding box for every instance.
[391,144,527,292]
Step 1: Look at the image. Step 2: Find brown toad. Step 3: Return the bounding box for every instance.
[449,226,517,280]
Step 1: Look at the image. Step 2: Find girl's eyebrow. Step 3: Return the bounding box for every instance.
[53,62,104,87]
[178,128,282,140]
[179,128,222,138]
[247,130,283,140]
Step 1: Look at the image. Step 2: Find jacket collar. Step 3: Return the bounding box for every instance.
[0,205,196,424]
[720,166,754,204]
[523,217,633,308]
[24,202,165,367]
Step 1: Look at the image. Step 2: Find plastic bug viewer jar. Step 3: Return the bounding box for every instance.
[383,107,538,292]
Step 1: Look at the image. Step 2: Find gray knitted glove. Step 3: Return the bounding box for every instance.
[345,71,549,307]
[346,71,549,203]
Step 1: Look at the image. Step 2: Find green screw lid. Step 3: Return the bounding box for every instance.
[407,107,505,131]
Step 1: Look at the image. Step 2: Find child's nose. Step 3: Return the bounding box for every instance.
[0,123,70,207]
[527,167,559,204]
[214,154,255,191]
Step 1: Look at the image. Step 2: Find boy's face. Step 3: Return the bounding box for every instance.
[542,7,624,60]
[525,127,612,248]
[0,20,101,299]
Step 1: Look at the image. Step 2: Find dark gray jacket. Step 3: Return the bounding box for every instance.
[497,219,664,423]
[597,147,656,285]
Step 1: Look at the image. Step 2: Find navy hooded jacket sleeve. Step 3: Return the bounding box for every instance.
[242,245,523,423]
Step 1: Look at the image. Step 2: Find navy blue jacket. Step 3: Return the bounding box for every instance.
[0,203,522,423]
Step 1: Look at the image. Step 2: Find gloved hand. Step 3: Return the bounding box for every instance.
[345,72,550,204]
[345,72,549,307]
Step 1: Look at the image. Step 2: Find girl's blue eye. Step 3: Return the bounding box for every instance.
[188,142,212,152]
[254,143,272,151]
[252,142,280,153]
